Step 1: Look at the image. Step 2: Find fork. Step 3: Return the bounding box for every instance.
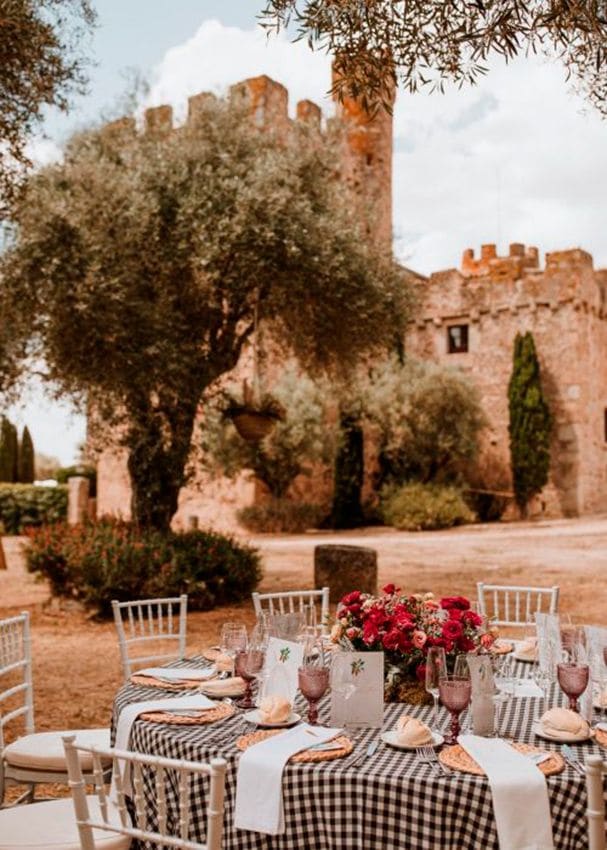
[416,745,451,776]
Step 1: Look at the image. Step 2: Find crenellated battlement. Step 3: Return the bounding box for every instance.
[461,243,540,281]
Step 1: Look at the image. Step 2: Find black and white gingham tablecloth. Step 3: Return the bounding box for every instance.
[112,657,599,850]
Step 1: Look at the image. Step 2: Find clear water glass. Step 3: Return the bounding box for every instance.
[425,646,447,732]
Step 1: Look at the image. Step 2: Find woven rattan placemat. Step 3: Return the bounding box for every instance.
[439,742,564,776]
[236,729,353,763]
[139,701,235,725]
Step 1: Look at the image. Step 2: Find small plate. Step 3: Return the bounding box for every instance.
[491,640,514,655]
[532,721,594,743]
[244,709,301,728]
[381,730,444,750]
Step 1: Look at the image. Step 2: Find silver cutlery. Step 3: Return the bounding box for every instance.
[562,745,585,776]
[416,745,451,776]
[353,738,379,767]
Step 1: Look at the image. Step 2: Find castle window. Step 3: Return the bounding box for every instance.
[447,324,469,354]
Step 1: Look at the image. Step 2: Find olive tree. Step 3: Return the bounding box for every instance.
[261,1,607,117]
[0,0,94,214]
[2,98,409,530]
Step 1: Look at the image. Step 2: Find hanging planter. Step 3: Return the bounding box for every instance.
[223,381,286,444]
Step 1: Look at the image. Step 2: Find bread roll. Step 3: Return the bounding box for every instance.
[394,715,433,747]
[540,707,589,739]
[259,695,292,723]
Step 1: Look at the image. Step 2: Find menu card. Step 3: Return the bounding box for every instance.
[261,637,304,703]
[467,655,495,736]
[329,651,384,729]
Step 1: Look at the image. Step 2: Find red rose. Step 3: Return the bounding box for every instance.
[442,620,464,641]
[457,636,476,652]
[440,596,471,611]
[382,583,399,596]
[362,620,380,645]
[393,604,415,629]
[461,610,483,628]
[382,628,411,652]
[415,663,427,682]
[448,608,463,621]
[341,590,362,607]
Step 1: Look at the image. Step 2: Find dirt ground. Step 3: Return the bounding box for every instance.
[0,516,605,799]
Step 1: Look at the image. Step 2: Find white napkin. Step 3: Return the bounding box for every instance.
[134,666,215,681]
[234,723,342,835]
[111,694,215,798]
[459,734,554,850]
[496,678,543,698]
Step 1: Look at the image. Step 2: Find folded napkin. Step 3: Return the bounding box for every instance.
[199,677,246,697]
[496,678,543,698]
[111,693,215,798]
[134,666,215,682]
[234,723,342,835]
[459,734,554,850]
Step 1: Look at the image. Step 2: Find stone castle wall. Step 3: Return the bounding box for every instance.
[406,243,607,517]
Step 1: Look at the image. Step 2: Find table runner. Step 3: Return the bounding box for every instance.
[112,656,593,850]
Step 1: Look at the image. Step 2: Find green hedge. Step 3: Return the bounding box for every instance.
[0,484,68,533]
[237,499,324,533]
[380,482,475,531]
[25,519,262,617]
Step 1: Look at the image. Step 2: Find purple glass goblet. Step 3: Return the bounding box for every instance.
[556,662,589,713]
[438,676,472,745]
[234,649,265,709]
[298,665,330,725]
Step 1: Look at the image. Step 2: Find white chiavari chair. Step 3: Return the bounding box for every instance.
[0,735,227,850]
[252,587,331,635]
[586,755,607,850]
[111,595,188,680]
[0,612,110,807]
[476,582,559,629]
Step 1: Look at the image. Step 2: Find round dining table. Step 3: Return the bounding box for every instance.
[112,656,597,850]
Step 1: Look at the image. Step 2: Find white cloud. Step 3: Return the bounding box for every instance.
[145,19,334,122]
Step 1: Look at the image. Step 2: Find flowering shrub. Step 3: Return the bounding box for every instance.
[0,484,67,533]
[25,519,262,617]
[380,482,475,531]
[333,584,493,681]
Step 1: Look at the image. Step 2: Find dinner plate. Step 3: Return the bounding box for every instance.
[244,709,301,728]
[381,730,444,750]
[531,720,594,743]
[512,650,537,663]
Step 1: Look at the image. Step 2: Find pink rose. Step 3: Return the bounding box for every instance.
[412,630,427,649]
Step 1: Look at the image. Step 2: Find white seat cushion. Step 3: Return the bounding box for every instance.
[0,795,130,850]
[3,729,111,772]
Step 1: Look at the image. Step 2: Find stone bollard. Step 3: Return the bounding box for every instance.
[67,476,90,525]
[314,544,378,604]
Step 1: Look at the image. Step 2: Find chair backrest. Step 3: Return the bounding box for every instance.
[0,612,34,750]
[63,735,227,850]
[111,595,188,680]
[476,582,559,627]
[252,587,331,635]
[586,755,607,850]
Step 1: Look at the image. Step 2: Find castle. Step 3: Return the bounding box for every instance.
[94,73,607,525]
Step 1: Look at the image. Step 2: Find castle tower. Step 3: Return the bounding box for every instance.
[332,66,394,254]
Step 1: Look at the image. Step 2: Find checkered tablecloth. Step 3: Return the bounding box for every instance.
[112,657,598,850]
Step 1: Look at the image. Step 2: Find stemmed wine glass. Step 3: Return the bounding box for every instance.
[219,623,248,676]
[234,627,267,709]
[438,655,472,745]
[557,660,589,712]
[531,661,552,720]
[425,646,447,732]
[298,663,330,725]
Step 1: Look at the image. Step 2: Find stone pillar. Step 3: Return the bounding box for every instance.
[314,544,377,604]
[68,476,90,525]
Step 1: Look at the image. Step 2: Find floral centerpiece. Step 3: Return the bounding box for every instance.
[332,584,496,704]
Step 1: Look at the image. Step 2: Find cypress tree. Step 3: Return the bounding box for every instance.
[0,417,14,482]
[326,410,365,528]
[18,426,35,483]
[9,422,19,483]
[508,332,552,517]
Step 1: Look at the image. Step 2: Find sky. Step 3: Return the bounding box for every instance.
[11,0,607,466]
